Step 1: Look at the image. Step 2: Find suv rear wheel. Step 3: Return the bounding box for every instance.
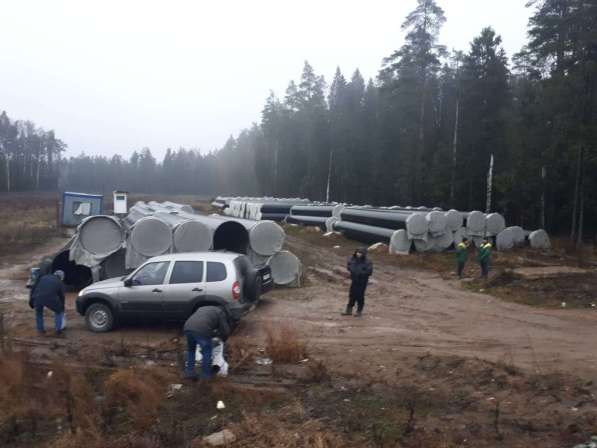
[243,268,262,302]
[85,303,115,332]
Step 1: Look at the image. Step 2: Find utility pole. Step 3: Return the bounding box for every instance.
[485,154,494,213]
[540,166,546,229]
[325,148,334,203]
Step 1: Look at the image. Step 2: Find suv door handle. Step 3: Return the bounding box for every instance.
[192,288,203,292]
[152,288,162,293]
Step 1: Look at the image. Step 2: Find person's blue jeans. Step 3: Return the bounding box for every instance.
[184,331,213,379]
[35,306,64,333]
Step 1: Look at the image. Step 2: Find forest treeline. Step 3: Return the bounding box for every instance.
[0,0,595,237]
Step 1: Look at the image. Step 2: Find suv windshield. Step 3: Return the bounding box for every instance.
[132,261,170,286]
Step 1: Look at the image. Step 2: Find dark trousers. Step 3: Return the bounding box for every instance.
[184,331,213,379]
[347,282,367,313]
[35,306,64,333]
[457,261,465,278]
[480,259,490,278]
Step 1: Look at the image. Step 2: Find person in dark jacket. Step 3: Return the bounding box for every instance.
[342,248,373,317]
[183,306,232,380]
[29,270,66,335]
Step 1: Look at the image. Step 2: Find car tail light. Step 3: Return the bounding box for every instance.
[232,281,241,300]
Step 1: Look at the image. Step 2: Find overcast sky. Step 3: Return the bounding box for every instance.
[0,0,532,160]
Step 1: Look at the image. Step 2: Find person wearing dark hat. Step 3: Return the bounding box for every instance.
[342,248,373,317]
[29,270,66,335]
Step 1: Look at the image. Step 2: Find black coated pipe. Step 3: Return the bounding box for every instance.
[290,205,335,218]
[287,215,327,229]
[333,221,395,244]
[259,213,288,222]
[340,208,411,230]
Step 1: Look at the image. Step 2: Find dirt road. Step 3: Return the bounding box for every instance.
[236,233,597,382]
[3,232,597,382]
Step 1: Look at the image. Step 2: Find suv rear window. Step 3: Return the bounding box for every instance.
[206,262,227,282]
[170,261,203,284]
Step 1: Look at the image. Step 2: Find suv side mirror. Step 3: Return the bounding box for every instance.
[124,278,133,287]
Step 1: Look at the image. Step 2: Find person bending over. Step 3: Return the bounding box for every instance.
[183,306,231,380]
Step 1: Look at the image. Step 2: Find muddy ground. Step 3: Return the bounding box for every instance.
[1,197,597,447]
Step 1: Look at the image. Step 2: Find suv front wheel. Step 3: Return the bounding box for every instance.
[85,302,115,332]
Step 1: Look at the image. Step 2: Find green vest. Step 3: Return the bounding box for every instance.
[456,242,468,263]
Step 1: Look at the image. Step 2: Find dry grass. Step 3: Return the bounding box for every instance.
[103,368,167,431]
[0,352,99,444]
[265,325,307,364]
[0,192,61,256]
[230,412,354,448]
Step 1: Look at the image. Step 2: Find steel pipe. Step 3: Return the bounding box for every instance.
[333,220,395,244]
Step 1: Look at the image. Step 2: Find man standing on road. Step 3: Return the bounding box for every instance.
[456,238,470,279]
[477,238,493,279]
[29,270,66,335]
[183,306,231,380]
[342,248,373,317]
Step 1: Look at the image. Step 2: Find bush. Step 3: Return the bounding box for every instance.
[103,368,166,431]
[265,326,307,364]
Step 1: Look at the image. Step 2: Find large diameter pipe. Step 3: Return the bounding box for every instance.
[333,220,395,244]
[508,226,525,246]
[161,201,195,214]
[153,212,212,252]
[340,208,428,239]
[266,250,301,286]
[129,216,173,257]
[426,211,448,236]
[148,204,250,254]
[124,203,174,257]
[445,210,463,232]
[389,229,411,254]
[485,213,506,236]
[76,215,125,257]
[176,212,250,254]
[529,229,551,249]
[259,213,288,222]
[208,214,285,256]
[290,204,343,218]
[496,227,515,251]
[340,208,410,230]
[287,215,327,229]
[465,211,486,236]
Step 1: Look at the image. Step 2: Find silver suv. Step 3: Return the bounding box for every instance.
[75,252,272,332]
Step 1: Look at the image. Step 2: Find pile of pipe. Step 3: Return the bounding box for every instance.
[286,203,345,231]
[216,196,310,221]
[152,201,302,287]
[328,206,551,255]
[51,200,303,289]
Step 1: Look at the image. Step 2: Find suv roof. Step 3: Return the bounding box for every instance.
[146,251,243,263]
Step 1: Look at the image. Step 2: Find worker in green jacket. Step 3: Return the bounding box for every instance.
[455,238,470,279]
[477,239,492,279]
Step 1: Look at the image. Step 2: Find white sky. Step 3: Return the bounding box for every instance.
[0,0,532,160]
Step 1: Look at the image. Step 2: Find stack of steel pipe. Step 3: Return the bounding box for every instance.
[155,202,250,254]
[223,197,310,221]
[287,204,344,231]
[123,202,175,269]
[160,202,300,287]
[51,215,126,287]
